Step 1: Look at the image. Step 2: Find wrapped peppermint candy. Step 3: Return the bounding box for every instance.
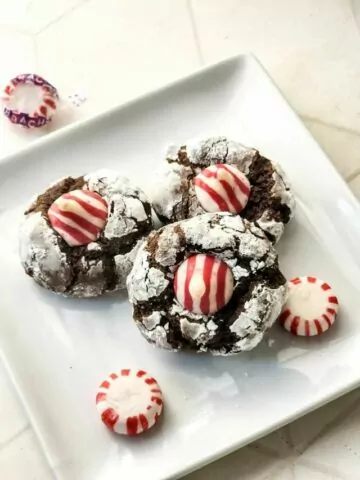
[2,73,59,128]
[2,73,88,129]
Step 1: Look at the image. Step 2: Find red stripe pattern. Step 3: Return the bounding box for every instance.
[193,164,251,214]
[174,254,234,315]
[96,369,163,436]
[48,189,108,246]
[278,276,339,336]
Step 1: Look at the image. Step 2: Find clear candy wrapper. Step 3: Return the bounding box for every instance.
[2,73,87,129]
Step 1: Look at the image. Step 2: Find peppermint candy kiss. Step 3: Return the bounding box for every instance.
[194,164,251,214]
[174,254,234,315]
[48,189,108,246]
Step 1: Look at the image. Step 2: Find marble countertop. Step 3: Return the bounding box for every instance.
[1,0,360,479]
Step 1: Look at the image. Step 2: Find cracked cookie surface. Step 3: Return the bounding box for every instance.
[20,169,153,297]
[150,137,295,242]
[127,212,288,355]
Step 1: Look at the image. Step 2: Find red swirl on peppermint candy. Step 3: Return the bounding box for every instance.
[194,164,251,214]
[174,254,234,315]
[96,369,163,436]
[278,276,339,336]
[48,189,108,246]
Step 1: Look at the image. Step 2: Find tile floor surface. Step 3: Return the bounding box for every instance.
[1,0,360,478]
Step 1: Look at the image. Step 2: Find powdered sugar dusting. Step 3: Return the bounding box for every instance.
[128,212,288,355]
[149,161,188,220]
[20,170,153,297]
[143,311,162,330]
[128,246,169,302]
[257,215,285,241]
[238,231,269,259]
[271,162,296,213]
[138,324,174,350]
[85,170,149,240]
[155,227,183,266]
[188,137,256,170]
[180,318,208,341]
[230,284,287,351]
[255,163,295,241]
[150,137,295,242]
[19,212,71,293]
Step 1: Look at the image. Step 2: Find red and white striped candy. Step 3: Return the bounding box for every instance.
[48,189,108,246]
[278,276,339,336]
[174,254,234,315]
[96,369,164,436]
[193,164,251,214]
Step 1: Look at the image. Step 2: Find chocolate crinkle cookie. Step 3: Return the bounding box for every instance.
[127,212,288,355]
[20,169,153,298]
[149,136,295,242]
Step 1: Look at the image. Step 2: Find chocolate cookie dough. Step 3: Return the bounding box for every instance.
[127,212,288,355]
[20,170,153,297]
[150,137,295,242]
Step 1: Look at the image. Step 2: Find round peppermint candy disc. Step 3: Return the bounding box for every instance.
[48,189,108,246]
[174,254,234,315]
[96,369,164,436]
[279,276,339,336]
[193,164,251,214]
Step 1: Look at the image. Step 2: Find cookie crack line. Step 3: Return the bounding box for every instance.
[223,141,229,164]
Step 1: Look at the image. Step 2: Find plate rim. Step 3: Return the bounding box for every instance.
[0,53,250,168]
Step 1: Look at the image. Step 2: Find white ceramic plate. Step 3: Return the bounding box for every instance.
[1,55,360,480]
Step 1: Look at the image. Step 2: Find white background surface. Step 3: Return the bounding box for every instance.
[1,1,360,479]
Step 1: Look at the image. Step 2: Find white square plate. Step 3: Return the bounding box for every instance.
[1,55,360,480]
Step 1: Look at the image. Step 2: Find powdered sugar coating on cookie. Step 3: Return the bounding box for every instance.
[127,212,288,355]
[20,169,153,297]
[149,137,295,242]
